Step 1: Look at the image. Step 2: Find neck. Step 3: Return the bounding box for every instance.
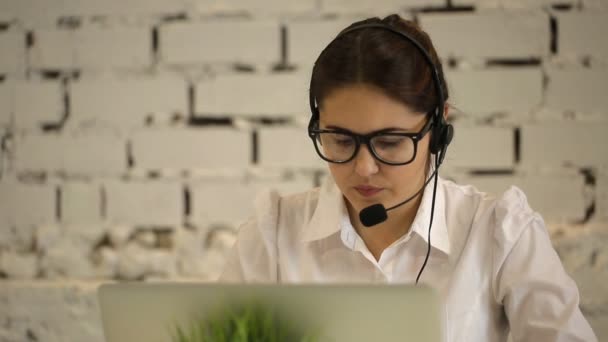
[347,177,427,261]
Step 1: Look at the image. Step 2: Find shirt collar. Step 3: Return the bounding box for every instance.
[301,172,451,256]
[300,176,345,242]
[410,171,450,255]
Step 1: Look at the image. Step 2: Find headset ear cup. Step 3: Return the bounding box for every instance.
[443,124,454,147]
[430,123,453,155]
[436,124,454,165]
[429,125,443,155]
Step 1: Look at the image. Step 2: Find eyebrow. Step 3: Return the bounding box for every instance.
[324,125,415,134]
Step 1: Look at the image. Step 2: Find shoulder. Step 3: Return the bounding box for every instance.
[441,178,544,249]
[251,186,322,234]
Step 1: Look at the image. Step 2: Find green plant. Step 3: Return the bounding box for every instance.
[171,301,322,342]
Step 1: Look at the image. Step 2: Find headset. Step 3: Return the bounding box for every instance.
[307,21,454,283]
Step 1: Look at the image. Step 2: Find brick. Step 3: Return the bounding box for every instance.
[29,30,74,70]
[14,81,63,131]
[0,83,13,127]
[598,172,608,220]
[160,20,280,66]
[557,11,608,60]
[0,30,26,74]
[0,1,17,21]
[61,182,102,224]
[455,172,586,222]
[445,124,514,169]
[69,77,187,129]
[521,122,608,167]
[0,181,56,228]
[116,242,153,280]
[545,67,608,115]
[447,67,543,116]
[257,126,325,168]
[195,72,309,117]
[189,179,258,226]
[40,235,100,278]
[262,178,315,195]
[107,224,134,248]
[72,27,152,69]
[174,226,213,278]
[188,177,315,227]
[320,0,441,13]
[59,0,186,16]
[15,134,127,175]
[452,0,577,7]
[419,11,550,60]
[104,179,183,227]
[3,0,185,22]
[194,0,315,14]
[0,251,38,279]
[131,127,250,171]
[0,282,104,342]
[287,19,354,67]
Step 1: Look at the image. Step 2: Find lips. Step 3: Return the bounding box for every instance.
[354,185,383,197]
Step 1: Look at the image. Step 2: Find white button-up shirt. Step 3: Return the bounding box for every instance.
[219,175,597,341]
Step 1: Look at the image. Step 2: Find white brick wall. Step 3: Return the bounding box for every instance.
[557,11,608,61]
[287,19,354,67]
[455,172,587,222]
[0,2,607,341]
[545,67,608,115]
[193,0,315,14]
[447,67,543,116]
[419,11,550,60]
[0,30,25,74]
[598,172,608,221]
[189,179,258,226]
[61,182,102,224]
[104,179,183,227]
[0,83,13,128]
[69,77,187,130]
[30,27,152,70]
[14,81,63,131]
[320,0,437,13]
[521,122,608,167]
[451,0,577,8]
[195,72,309,117]
[131,127,251,171]
[188,177,314,226]
[2,0,185,23]
[29,30,74,70]
[160,20,280,66]
[258,126,324,169]
[0,181,56,228]
[15,134,127,175]
[444,124,514,169]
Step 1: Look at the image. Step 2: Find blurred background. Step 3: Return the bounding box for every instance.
[0,0,607,340]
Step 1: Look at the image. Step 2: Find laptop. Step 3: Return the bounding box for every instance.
[98,282,442,342]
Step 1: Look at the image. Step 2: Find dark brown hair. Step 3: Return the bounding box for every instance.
[310,14,449,116]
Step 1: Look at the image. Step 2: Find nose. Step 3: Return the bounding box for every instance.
[353,145,379,177]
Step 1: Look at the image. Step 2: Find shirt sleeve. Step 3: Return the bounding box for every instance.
[218,189,281,283]
[492,188,597,342]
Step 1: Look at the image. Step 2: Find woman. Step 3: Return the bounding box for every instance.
[220,14,597,341]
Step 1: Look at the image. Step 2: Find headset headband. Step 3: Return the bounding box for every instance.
[309,22,445,127]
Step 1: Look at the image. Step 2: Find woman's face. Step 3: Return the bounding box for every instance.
[319,84,431,218]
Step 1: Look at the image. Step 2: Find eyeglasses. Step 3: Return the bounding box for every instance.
[308,117,433,165]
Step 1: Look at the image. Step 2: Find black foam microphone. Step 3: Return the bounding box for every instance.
[359,204,387,227]
[358,169,438,227]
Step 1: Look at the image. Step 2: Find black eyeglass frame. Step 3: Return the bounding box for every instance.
[308,114,434,166]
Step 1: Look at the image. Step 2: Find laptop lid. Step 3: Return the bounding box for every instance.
[98,282,442,342]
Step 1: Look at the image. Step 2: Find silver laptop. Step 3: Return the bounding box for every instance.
[98,282,442,342]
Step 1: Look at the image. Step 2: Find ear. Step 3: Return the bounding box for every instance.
[443,102,450,121]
